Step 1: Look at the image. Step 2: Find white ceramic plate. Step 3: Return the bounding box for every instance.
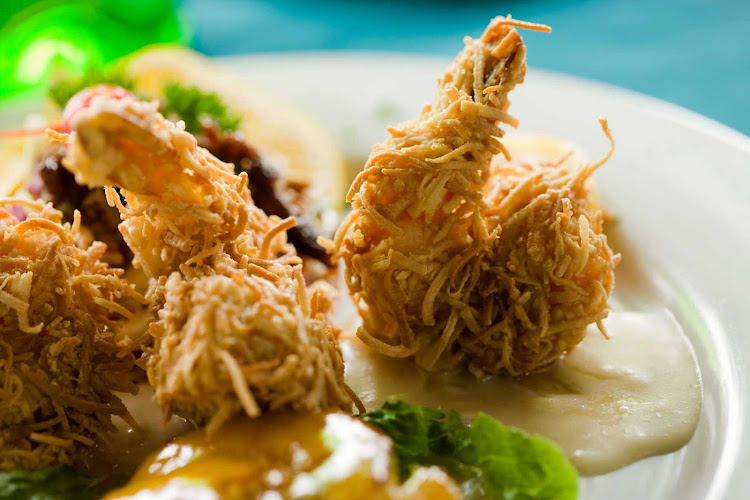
[1,52,748,499]
[220,53,750,500]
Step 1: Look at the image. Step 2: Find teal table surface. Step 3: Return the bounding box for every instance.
[183,0,750,136]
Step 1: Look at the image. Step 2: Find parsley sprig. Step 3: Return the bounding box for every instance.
[48,71,240,135]
[161,82,240,134]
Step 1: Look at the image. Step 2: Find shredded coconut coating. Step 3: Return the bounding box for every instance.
[57,97,352,432]
[334,17,619,376]
[0,200,145,470]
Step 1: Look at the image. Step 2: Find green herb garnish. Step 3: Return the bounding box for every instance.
[48,68,134,109]
[361,401,578,500]
[48,71,239,136]
[0,466,101,500]
[161,82,240,134]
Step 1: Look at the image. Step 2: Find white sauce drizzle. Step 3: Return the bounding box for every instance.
[342,309,702,475]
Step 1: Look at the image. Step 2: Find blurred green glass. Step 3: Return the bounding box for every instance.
[0,0,188,101]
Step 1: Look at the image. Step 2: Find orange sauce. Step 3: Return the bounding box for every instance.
[106,413,330,499]
[106,412,461,500]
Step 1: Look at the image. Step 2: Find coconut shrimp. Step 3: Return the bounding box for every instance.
[53,95,352,433]
[0,200,145,470]
[334,17,619,377]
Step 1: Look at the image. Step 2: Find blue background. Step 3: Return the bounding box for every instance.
[182,0,750,135]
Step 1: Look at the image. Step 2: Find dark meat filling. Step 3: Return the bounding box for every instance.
[30,145,132,267]
[29,131,332,267]
[198,125,332,266]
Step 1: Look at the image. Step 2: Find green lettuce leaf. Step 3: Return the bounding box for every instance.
[0,466,101,500]
[361,401,578,500]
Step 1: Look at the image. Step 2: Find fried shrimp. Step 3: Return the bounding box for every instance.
[335,17,619,376]
[54,96,352,432]
[0,200,144,471]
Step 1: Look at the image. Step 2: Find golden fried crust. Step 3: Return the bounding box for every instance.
[335,17,618,376]
[146,269,349,434]
[0,200,145,470]
[58,96,352,432]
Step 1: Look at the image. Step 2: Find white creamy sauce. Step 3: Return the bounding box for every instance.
[342,309,702,475]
